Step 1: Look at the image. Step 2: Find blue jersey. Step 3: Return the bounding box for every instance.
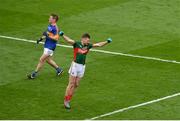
[44,24,58,51]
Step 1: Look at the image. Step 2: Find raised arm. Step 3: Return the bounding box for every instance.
[36,31,59,44]
[93,38,112,47]
[59,31,75,45]
[36,32,47,44]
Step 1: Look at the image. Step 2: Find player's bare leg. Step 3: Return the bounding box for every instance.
[46,56,63,75]
[28,54,49,79]
[75,77,81,88]
[64,76,82,109]
[64,75,78,109]
[35,54,49,72]
[65,75,76,97]
[46,56,58,68]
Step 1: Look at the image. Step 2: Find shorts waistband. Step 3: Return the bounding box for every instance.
[44,48,55,51]
[73,61,85,66]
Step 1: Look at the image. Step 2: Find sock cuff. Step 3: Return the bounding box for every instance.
[56,67,60,70]
[65,95,72,101]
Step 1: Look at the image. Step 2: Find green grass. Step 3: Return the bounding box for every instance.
[0,0,180,119]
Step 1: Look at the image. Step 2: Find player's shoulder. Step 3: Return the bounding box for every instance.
[48,24,58,29]
[88,43,93,49]
[73,41,81,44]
[47,24,53,31]
[55,24,59,29]
[73,41,80,47]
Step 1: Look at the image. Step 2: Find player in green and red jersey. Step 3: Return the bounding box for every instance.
[59,31,112,109]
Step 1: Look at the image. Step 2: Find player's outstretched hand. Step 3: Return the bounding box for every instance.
[59,31,64,36]
[107,38,112,43]
[36,37,43,44]
[43,31,48,36]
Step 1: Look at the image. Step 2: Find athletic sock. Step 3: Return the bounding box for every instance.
[65,95,72,102]
[69,95,72,100]
[31,71,38,77]
[32,71,37,74]
[56,67,62,72]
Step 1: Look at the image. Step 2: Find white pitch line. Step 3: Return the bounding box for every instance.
[0,35,180,64]
[89,92,180,120]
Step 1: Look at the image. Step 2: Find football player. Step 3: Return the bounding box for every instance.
[59,31,112,109]
[28,14,63,79]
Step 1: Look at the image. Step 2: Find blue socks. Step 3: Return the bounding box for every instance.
[56,67,62,73]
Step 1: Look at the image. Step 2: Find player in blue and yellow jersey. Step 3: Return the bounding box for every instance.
[28,14,63,79]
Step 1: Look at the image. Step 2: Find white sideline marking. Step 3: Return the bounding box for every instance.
[89,92,180,120]
[1,35,180,64]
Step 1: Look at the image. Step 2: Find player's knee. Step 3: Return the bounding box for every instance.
[71,82,76,88]
[39,58,45,63]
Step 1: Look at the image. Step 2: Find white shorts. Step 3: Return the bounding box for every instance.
[43,48,54,56]
[68,61,86,78]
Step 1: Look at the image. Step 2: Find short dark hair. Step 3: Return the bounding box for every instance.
[50,13,59,22]
[81,33,90,39]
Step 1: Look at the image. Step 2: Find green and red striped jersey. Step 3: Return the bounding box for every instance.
[73,41,93,65]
